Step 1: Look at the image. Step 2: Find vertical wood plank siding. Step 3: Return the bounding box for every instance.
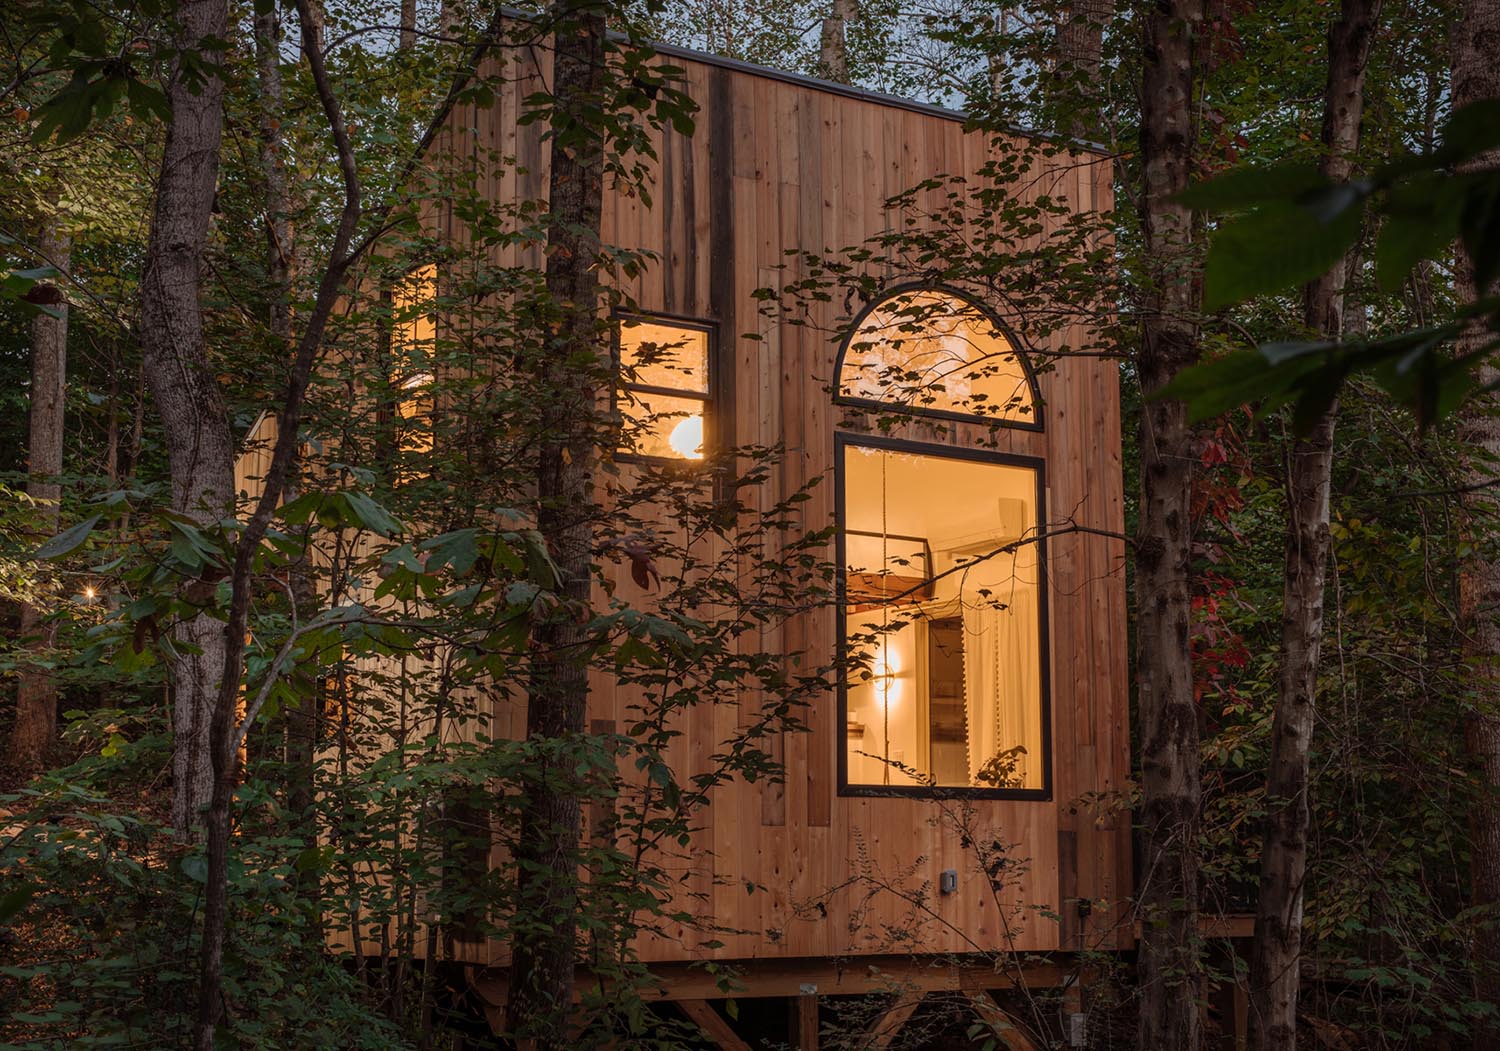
[425,44,1129,963]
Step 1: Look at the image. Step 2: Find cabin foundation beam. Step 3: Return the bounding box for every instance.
[679,1000,752,1051]
[860,994,923,1051]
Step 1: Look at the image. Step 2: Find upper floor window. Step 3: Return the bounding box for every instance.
[617,315,712,462]
[836,287,1040,428]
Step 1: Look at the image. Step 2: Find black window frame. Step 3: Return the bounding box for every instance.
[832,282,1045,432]
[612,310,719,467]
[833,431,1053,803]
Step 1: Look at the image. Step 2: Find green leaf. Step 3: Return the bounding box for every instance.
[1375,176,1464,291]
[345,491,402,537]
[33,515,100,559]
[1177,162,1327,212]
[0,882,38,924]
[1460,176,1500,292]
[1437,100,1500,164]
[423,529,480,576]
[1156,346,1326,423]
[1203,202,1362,310]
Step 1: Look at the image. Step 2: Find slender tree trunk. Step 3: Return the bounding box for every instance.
[1134,3,1204,1049]
[12,219,71,770]
[1452,0,1500,1043]
[138,0,235,842]
[400,0,417,49]
[253,0,319,909]
[505,4,606,1046]
[1051,0,1114,139]
[1248,5,1379,1049]
[256,6,293,349]
[818,0,854,82]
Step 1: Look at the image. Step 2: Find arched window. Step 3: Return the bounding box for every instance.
[836,289,1049,798]
[836,287,1041,428]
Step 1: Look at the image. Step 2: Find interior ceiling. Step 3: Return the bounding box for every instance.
[842,445,1035,551]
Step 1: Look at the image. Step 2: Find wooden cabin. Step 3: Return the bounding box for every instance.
[241,29,1129,1049]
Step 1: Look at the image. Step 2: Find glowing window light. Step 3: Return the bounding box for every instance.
[668,414,705,460]
[871,648,899,707]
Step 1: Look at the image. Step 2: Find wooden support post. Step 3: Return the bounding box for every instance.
[970,991,1039,1051]
[795,987,819,1051]
[679,1000,751,1051]
[861,995,923,1051]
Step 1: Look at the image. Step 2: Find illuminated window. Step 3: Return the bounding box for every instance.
[391,265,436,457]
[837,288,1039,426]
[617,316,711,462]
[839,439,1046,795]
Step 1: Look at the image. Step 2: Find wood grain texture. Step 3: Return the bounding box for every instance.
[415,42,1128,968]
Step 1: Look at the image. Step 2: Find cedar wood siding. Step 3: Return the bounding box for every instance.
[424,40,1128,964]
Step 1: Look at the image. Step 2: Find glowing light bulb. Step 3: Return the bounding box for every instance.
[668,414,704,460]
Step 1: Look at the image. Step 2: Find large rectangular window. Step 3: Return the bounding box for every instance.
[839,437,1047,794]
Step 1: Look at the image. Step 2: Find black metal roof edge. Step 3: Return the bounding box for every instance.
[642,37,1113,157]
[495,5,1114,157]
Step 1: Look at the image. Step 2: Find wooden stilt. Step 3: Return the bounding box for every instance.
[970,991,1040,1051]
[860,994,923,1051]
[795,988,819,1051]
[679,1000,751,1051]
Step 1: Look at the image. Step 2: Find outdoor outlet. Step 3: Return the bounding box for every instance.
[939,869,958,895]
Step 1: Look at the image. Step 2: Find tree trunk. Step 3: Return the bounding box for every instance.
[818,0,854,82]
[505,4,606,1046]
[1248,5,1379,1049]
[12,218,71,770]
[1051,0,1115,139]
[138,0,236,842]
[1134,2,1204,1050]
[1452,0,1500,1044]
[400,0,417,50]
[253,0,319,908]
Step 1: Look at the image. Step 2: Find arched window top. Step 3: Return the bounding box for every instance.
[835,287,1041,429]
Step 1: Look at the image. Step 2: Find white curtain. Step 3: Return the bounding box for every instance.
[962,589,1041,788]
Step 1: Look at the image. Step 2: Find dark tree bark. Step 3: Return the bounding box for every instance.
[1248,4,1380,1049]
[12,217,71,770]
[1452,0,1500,1043]
[138,0,236,841]
[818,0,854,82]
[1050,0,1114,139]
[1134,2,1205,1049]
[505,4,607,1047]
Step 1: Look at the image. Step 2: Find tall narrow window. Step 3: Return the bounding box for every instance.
[617,316,711,462]
[836,287,1047,798]
[841,440,1045,792]
[391,264,436,458]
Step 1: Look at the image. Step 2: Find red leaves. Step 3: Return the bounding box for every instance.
[600,535,660,591]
